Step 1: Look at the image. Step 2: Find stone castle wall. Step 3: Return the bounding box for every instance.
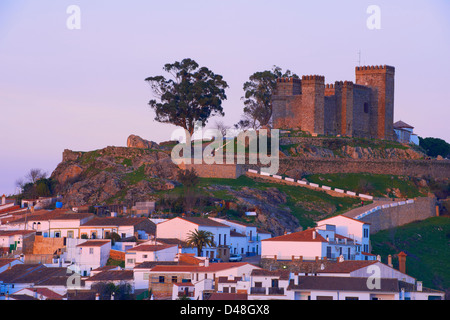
[358,197,437,234]
[272,65,395,140]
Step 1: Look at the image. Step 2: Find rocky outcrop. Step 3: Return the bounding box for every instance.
[51,144,180,208]
[127,134,160,149]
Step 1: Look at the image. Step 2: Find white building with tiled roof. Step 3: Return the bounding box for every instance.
[156,217,231,260]
[124,243,178,269]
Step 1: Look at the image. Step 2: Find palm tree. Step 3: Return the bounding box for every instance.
[186,229,215,257]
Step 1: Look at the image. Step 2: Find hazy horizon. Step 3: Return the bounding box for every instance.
[1,0,449,195]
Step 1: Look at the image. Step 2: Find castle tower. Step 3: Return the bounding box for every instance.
[301,75,325,135]
[355,65,395,140]
[272,77,302,129]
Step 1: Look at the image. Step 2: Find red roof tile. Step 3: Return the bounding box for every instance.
[261,229,327,242]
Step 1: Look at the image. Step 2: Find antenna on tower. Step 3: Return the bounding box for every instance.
[357,50,362,66]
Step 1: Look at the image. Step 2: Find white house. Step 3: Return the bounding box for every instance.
[79,217,155,240]
[0,230,35,254]
[317,215,372,258]
[156,217,231,260]
[74,240,111,276]
[125,244,178,269]
[248,269,291,300]
[286,275,444,300]
[394,120,419,145]
[209,218,272,256]
[261,227,362,261]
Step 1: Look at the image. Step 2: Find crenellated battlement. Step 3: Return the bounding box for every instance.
[277,77,302,83]
[302,75,325,83]
[356,65,395,73]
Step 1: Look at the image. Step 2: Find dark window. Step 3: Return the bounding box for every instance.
[364,103,369,114]
[223,287,229,293]
[159,276,165,283]
[255,282,262,288]
[345,297,359,300]
[172,276,177,283]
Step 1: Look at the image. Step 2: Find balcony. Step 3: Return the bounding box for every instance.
[268,287,284,295]
[250,287,266,295]
[178,291,194,298]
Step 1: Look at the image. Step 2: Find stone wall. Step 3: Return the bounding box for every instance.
[276,158,450,179]
[178,163,245,179]
[32,236,65,255]
[358,197,437,233]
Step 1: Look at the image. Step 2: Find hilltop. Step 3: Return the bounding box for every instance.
[47,134,450,236]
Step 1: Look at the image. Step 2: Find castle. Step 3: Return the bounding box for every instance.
[272,65,395,140]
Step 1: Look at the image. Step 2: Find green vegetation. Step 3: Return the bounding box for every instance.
[79,150,101,165]
[371,217,450,293]
[197,175,360,229]
[305,173,428,198]
[419,137,450,158]
[123,165,147,184]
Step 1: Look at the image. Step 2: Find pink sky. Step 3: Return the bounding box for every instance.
[1,0,449,194]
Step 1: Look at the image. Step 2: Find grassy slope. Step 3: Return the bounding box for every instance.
[371,216,450,292]
[305,173,428,198]
[196,175,361,229]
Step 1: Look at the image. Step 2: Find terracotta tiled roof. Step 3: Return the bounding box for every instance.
[127,244,176,252]
[86,270,133,282]
[150,262,255,273]
[0,258,20,268]
[178,217,230,228]
[251,269,290,280]
[319,260,378,273]
[394,120,414,129]
[288,276,399,292]
[76,240,111,247]
[261,228,327,242]
[81,217,148,227]
[0,230,36,237]
[23,287,64,300]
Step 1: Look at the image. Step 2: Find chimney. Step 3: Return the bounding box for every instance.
[293,273,299,285]
[1,195,5,205]
[416,281,423,292]
[204,258,209,267]
[398,251,407,274]
[388,254,393,267]
[312,230,316,240]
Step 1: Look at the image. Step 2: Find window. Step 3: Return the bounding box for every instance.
[224,234,227,246]
[121,233,126,238]
[172,276,178,283]
[67,231,74,239]
[143,255,148,259]
[54,232,61,238]
[89,248,94,255]
[364,228,369,238]
[143,273,149,280]
[364,102,369,114]
[345,297,359,300]
[127,259,135,264]
[158,276,165,283]
[255,282,262,288]
[223,287,229,293]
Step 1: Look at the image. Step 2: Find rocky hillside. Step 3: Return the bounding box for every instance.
[280,136,425,160]
[51,135,180,208]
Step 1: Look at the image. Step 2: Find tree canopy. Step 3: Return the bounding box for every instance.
[186,229,216,257]
[419,137,450,158]
[145,58,228,135]
[236,66,298,130]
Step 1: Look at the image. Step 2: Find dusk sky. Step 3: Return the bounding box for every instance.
[1,0,449,195]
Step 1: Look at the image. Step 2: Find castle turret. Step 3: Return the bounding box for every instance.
[355,65,395,140]
[301,75,325,135]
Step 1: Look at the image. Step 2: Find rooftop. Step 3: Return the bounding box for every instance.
[262,228,327,243]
